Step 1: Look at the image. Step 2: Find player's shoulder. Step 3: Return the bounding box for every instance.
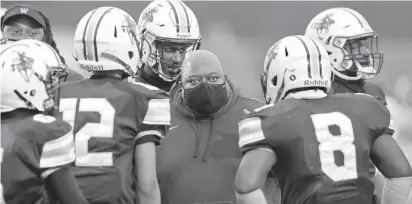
[239,94,265,104]
[59,79,85,88]
[29,114,72,142]
[332,92,386,107]
[331,93,391,123]
[130,76,167,94]
[363,81,386,102]
[246,99,300,119]
[239,94,266,109]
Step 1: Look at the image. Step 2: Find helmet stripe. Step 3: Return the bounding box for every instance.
[341,8,364,28]
[43,42,62,65]
[309,38,323,78]
[82,9,97,60]
[92,7,114,62]
[177,0,190,33]
[166,0,181,33]
[294,36,312,78]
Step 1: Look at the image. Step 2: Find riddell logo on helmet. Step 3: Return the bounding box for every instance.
[304,79,329,86]
[80,64,104,71]
[176,33,191,38]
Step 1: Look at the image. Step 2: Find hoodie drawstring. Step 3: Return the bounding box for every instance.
[190,114,200,158]
[189,115,215,162]
[202,119,214,162]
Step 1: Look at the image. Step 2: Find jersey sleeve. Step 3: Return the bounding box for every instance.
[17,114,75,179]
[238,105,277,154]
[134,85,171,146]
[361,95,395,137]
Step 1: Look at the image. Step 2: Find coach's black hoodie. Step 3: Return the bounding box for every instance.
[157,79,265,204]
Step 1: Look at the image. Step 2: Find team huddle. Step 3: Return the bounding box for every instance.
[0,0,411,204]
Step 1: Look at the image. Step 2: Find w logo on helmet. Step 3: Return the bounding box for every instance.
[20,8,29,14]
[11,52,34,82]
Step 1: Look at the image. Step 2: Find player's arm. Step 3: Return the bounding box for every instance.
[367,98,412,204]
[38,129,87,204]
[25,115,88,204]
[371,133,412,204]
[135,142,160,204]
[45,167,88,204]
[134,94,171,204]
[235,116,277,204]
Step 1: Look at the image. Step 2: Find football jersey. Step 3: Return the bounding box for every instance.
[1,110,75,204]
[238,93,393,204]
[57,75,170,204]
[134,74,175,93]
[330,77,387,103]
[330,77,393,179]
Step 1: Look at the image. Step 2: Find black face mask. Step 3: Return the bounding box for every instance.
[183,80,229,115]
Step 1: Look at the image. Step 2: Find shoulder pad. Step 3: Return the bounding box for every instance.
[32,114,72,140]
[128,79,170,99]
[354,93,374,97]
[240,94,265,104]
[244,104,275,119]
[132,81,161,91]
[31,114,75,169]
[353,92,387,106]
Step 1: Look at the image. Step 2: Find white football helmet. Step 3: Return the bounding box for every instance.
[137,0,201,82]
[73,7,139,78]
[0,39,63,113]
[261,35,332,104]
[305,7,383,81]
[1,8,9,46]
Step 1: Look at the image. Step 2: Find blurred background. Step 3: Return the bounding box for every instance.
[2,1,411,160]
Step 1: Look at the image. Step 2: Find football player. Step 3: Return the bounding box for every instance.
[235,35,412,204]
[305,8,385,98]
[1,39,88,204]
[61,7,170,204]
[134,0,201,93]
[1,5,83,82]
[304,8,392,203]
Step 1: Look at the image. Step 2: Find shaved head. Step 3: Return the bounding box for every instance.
[181,50,225,89]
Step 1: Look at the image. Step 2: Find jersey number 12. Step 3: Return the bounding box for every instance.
[311,112,358,182]
[60,98,115,167]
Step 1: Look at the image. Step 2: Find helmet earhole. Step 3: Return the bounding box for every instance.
[128,51,133,59]
[114,26,117,38]
[272,75,278,86]
[285,47,289,57]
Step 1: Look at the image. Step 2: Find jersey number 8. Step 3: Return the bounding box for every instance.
[310,112,358,182]
[60,98,115,167]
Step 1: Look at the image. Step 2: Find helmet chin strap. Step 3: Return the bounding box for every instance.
[333,69,362,81]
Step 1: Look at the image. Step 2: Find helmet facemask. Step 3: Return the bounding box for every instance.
[141,30,201,82]
[40,65,59,113]
[334,34,383,80]
[50,63,69,83]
